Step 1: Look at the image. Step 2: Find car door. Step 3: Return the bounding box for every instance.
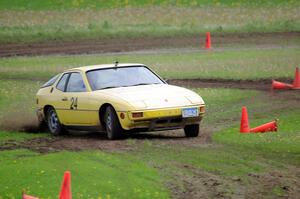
[63,72,92,125]
[51,73,71,125]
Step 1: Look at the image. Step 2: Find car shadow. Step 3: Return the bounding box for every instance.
[17,123,188,141]
[63,130,187,140]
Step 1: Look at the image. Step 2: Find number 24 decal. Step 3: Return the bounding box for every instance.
[70,97,78,110]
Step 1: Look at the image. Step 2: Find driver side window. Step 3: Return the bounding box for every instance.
[56,73,69,91]
[66,73,86,92]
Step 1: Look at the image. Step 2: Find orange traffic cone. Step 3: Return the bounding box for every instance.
[240,106,250,133]
[250,120,278,133]
[59,171,72,199]
[272,80,293,90]
[205,32,211,49]
[22,193,39,199]
[292,67,300,89]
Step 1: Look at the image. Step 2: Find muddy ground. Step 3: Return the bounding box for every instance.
[1,33,300,198]
[0,32,299,57]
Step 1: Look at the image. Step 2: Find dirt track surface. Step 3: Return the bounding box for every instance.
[170,79,274,90]
[0,32,299,57]
[0,129,212,153]
[170,165,300,199]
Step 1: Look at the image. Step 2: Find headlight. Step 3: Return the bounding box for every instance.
[186,95,204,104]
[129,101,147,109]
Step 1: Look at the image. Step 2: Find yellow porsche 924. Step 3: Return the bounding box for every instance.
[36,63,205,139]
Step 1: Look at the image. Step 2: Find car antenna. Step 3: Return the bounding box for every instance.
[114,60,118,67]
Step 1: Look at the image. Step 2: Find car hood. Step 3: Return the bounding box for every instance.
[97,84,204,110]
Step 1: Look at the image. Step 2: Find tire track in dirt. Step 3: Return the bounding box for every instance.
[167,164,300,199]
[169,79,275,91]
[0,32,299,57]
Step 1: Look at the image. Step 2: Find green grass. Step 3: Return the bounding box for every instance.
[194,88,258,127]
[1,47,299,81]
[0,150,169,198]
[0,131,47,142]
[214,111,300,165]
[0,1,299,43]
[1,0,299,10]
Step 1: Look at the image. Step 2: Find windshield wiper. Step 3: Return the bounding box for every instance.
[130,83,153,87]
[99,83,160,90]
[99,86,118,90]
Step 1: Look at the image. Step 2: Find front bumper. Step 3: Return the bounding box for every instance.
[117,105,205,131]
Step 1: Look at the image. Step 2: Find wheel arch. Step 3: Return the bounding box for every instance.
[99,103,115,129]
[43,105,54,119]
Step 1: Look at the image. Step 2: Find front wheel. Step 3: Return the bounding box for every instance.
[184,124,199,137]
[104,106,124,140]
[46,107,64,135]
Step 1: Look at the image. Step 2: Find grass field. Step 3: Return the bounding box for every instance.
[0,83,299,197]
[1,47,300,80]
[0,149,170,198]
[0,0,299,43]
[1,0,299,10]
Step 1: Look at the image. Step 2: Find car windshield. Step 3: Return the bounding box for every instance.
[86,66,164,91]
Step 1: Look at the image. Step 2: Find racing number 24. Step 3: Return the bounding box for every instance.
[70,97,78,110]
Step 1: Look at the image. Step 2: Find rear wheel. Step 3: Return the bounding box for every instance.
[184,124,199,137]
[46,107,65,135]
[104,106,124,140]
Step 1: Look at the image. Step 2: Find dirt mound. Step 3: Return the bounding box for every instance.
[0,32,299,57]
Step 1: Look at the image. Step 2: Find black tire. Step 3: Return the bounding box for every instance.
[46,107,65,135]
[38,120,48,132]
[184,124,200,137]
[104,106,124,140]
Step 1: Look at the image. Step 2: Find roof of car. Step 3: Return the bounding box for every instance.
[65,63,146,72]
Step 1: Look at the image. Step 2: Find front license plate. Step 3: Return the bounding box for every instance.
[182,107,198,118]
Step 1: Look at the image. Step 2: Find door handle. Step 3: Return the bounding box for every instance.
[61,97,68,101]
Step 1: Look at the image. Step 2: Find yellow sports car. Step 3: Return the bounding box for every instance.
[36,63,205,139]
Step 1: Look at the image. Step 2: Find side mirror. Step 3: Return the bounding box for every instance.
[164,79,169,84]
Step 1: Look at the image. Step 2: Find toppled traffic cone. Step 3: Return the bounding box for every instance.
[272,80,293,90]
[22,192,39,199]
[240,106,250,133]
[205,32,211,49]
[59,171,72,199]
[250,120,278,133]
[292,67,300,89]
